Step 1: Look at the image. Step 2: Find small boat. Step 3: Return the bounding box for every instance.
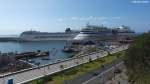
[63,46,79,53]
[28,59,35,63]
[57,59,62,61]
[63,48,79,53]
[63,48,74,53]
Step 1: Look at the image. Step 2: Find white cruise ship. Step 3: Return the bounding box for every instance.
[74,24,135,41]
[19,28,79,41]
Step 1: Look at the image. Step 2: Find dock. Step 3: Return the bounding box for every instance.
[15,51,49,59]
[0,35,21,42]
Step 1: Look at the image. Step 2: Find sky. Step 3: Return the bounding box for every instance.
[0,0,150,35]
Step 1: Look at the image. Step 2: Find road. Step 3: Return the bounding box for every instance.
[63,59,124,84]
[0,45,128,84]
[82,60,125,84]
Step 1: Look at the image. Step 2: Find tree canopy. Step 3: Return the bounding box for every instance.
[124,32,150,83]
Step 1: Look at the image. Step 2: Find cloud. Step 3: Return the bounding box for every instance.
[57,18,64,22]
[70,16,121,21]
[54,16,122,25]
[55,16,122,21]
[131,0,149,4]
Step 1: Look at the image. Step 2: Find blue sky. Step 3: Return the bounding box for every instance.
[0,0,150,35]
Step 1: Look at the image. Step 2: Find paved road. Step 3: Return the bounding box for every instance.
[0,45,128,84]
[82,60,125,84]
[63,59,124,84]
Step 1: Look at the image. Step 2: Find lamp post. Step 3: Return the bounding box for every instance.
[101,64,105,84]
[113,61,117,81]
[3,73,5,84]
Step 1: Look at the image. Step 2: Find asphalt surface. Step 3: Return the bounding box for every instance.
[63,59,123,84]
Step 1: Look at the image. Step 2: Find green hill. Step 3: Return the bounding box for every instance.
[124,32,150,84]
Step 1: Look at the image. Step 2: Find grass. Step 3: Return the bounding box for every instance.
[28,51,125,84]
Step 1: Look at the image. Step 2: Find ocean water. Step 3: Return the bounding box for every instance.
[0,41,72,65]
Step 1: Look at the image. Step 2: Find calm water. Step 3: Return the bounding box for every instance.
[0,41,71,65]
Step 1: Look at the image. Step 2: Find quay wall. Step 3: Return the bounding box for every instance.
[0,37,21,42]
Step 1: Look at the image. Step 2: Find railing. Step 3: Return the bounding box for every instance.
[0,50,107,78]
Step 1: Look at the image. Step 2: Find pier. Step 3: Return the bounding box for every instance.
[0,36,20,42]
[15,51,49,59]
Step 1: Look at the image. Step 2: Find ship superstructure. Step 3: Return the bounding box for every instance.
[74,24,135,41]
[20,28,79,41]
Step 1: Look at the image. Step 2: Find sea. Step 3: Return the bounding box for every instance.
[0,41,72,65]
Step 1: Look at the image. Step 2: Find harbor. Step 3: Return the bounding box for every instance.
[0,24,136,68]
[0,41,73,66]
[0,24,136,84]
[0,0,149,83]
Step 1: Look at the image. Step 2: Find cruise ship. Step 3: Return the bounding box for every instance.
[73,24,135,41]
[19,28,79,41]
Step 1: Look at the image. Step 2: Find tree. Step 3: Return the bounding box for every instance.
[124,32,150,84]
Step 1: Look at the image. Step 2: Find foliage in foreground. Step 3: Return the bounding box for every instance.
[124,32,150,84]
